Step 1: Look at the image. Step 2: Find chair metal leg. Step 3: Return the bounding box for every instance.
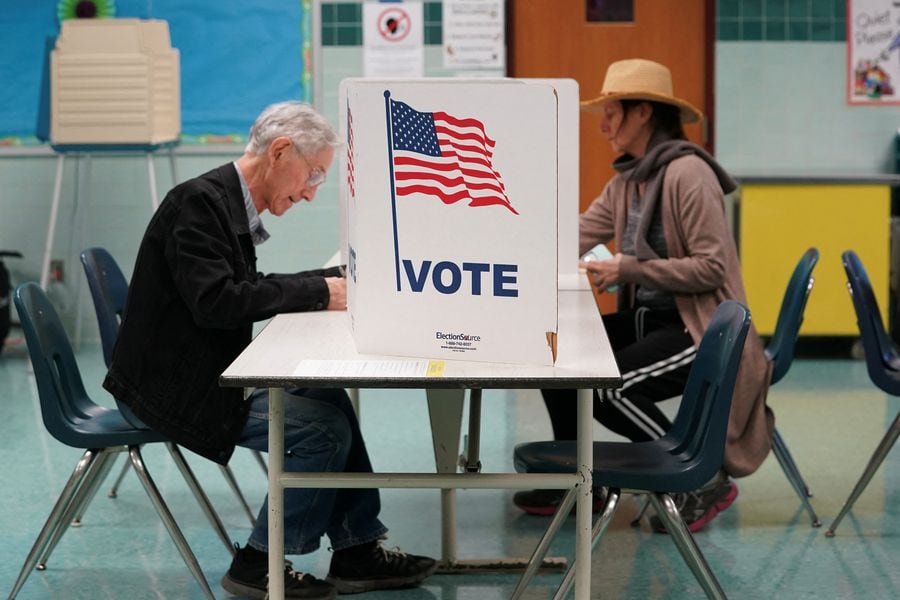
[630,494,650,526]
[71,449,118,525]
[219,464,257,526]
[772,428,812,497]
[128,446,215,600]
[551,489,621,600]
[827,412,900,537]
[7,449,99,600]
[165,443,236,555]
[771,429,820,527]
[108,456,131,498]
[37,450,116,569]
[649,493,726,600]
[509,487,577,600]
[252,449,268,476]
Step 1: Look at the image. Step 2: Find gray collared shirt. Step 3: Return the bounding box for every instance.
[233,161,270,246]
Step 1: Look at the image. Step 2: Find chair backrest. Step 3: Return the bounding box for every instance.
[80,247,128,367]
[14,282,94,447]
[766,247,819,385]
[841,250,900,393]
[665,300,751,489]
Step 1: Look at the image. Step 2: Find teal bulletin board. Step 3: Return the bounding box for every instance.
[0,0,311,144]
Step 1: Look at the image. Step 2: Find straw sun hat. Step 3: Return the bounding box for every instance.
[580,58,703,124]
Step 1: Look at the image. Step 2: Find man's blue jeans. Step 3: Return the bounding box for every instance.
[237,387,388,554]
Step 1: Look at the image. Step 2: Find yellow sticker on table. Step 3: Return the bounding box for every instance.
[426,360,445,377]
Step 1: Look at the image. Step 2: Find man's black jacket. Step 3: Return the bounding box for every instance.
[104,163,340,464]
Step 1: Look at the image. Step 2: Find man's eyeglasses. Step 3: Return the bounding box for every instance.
[298,152,327,187]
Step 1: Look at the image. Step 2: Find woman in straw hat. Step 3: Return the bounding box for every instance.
[515,59,773,533]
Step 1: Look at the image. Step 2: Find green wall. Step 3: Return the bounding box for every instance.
[2,0,898,341]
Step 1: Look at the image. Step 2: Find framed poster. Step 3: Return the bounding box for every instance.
[848,0,900,105]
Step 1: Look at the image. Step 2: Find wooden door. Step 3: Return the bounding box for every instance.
[508,0,714,213]
[509,0,713,312]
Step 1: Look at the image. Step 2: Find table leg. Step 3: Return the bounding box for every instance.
[269,387,285,600]
[40,154,65,290]
[426,388,464,563]
[147,153,159,211]
[72,155,91,350]
[168,146,178,187]
[426,388,568,575]
[463,390,482,472]
[348,387,360,417]
[574,387,593,599]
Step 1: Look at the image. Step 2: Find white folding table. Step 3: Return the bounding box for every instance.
[219,289,621,600]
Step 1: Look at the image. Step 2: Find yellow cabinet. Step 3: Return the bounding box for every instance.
[739,182,891,336]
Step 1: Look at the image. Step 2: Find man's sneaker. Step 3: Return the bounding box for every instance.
[326,541,437,594]
[221,544,336,599]
[649,475,739,534]
[513,488,608,516]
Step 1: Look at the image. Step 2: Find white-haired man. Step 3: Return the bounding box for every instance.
[104,101,437,599]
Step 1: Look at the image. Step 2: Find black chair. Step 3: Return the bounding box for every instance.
[8,283,224,599]
[512,300,751,600]
[80,247,263,525]
[827,250,900,536]
[765,247,821,526]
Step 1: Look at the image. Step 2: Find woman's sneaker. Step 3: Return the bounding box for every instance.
[326,541,437,594]
[513,488,607,516]
[649,475,738,534]
[221,544,336,599]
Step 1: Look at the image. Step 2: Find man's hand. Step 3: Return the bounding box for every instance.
[325,277,347,310]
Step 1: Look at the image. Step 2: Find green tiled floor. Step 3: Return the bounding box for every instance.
[1,336,899,598]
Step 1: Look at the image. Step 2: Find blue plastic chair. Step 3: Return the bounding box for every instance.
[8,283,223,599]
[512,300,751,600]
[765,247,821,526]
[827,250,900,536]
[79,247,263,525]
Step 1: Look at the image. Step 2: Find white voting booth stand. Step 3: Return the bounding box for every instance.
[341,79,560,366]
[42,19,180,292]
[337,79,581,572]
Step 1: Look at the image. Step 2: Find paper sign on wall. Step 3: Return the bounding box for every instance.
[442,0,505,70]
[848,0,900,105]
[363,2,424,78]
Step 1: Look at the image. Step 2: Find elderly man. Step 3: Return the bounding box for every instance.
[104,101,436,599]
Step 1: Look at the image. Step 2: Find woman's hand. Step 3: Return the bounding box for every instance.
[579,253,622,292]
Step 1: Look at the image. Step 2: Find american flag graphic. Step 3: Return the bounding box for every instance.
[388,98,518,215]
[347,104,356,199]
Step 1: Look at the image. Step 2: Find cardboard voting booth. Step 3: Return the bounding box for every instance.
[341,80,559,365]
[51,19,180,144]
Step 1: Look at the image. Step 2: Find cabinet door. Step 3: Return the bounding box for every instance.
[740,184,890,336]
